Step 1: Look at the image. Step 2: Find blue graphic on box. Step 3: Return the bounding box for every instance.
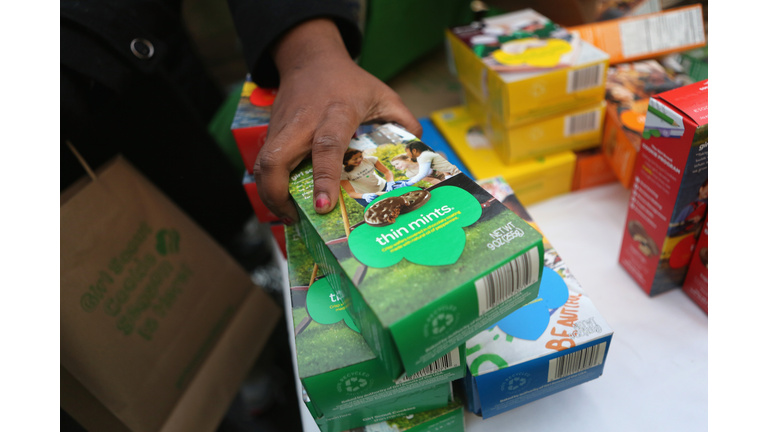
[489,267,569,340]
[471,336,612,418]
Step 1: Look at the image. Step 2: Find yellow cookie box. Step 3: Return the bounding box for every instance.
[431,106,575,206]
[446,30,609,129]
[464,88,606,164]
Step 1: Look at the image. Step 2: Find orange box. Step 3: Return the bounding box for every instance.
[568,5,706,65]
[602,60,680,188]
[572,147,617,191]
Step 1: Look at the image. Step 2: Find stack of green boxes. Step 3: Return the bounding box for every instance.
[287,123,547,431]
[443,9,613,204]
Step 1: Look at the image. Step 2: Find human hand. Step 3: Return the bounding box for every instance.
[253,19,421,225]
[362,193,379,203]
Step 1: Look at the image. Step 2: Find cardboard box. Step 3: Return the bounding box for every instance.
[431,106,575,206]
[306,392,465,432]
[446,9,609,129]
[289,123,544,379]
[230,76,275,174]
[463,177,613,419]
[463,87,605,163]
[682,215,707,314]
[602,60,680,189]
[572,147,617,191]
[285,224,464,432]
[568,5,706,65]
[619,81,708,296]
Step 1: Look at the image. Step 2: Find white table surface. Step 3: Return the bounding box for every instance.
[276,182,708,432]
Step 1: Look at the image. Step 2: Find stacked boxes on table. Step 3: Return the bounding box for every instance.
[463,177,613,419]
[286,225,465,432]
[288,123,544,380]
[430,105,616,205]
[286,123,549,430]
[430,106,576,206]
[447,9,610,166]
[619,80,708,296]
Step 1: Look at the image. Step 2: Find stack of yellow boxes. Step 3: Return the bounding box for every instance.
[438,9,616,205]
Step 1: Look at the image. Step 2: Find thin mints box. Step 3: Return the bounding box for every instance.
[289,123,544,379]
[287,225,463,432]
[464,177,613,419]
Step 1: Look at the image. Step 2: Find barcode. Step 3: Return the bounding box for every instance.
[396,348,460,384]
[476,248,540,316]
[619,7,705,58]
[547,342,607,382]
[566,63,605,93]
[564,110,600,137]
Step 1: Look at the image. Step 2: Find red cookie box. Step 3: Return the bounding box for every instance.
[682,215,707,314]
[230,76,276,174]
[270,223,286,259]
[243,171,279,224]
[619,80,708,296]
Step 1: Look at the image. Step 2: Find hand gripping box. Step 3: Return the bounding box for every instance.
[446,9,609,129]
[289,123,544,380]
[306,392,465,432]
[287,225,463,432]
[431,106,575,206]
[682,215,708,314]
[463,177,613,419]
[230,75,275,174]
[463,87,606,164]
[619,81,708,296]
[602,60,680,189]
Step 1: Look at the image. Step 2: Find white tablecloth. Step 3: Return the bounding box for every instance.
[277,183,708,432]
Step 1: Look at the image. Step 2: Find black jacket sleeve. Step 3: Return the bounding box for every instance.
[226,0,363,88]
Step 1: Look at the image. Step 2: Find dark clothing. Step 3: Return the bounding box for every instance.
[60,0,362,244]
[227,0,362,88]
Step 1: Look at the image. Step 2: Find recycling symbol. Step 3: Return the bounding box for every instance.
[431,313,455,335]
[345,376,368,392]
[507,376,527,391]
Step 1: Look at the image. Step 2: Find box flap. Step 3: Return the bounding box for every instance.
[657,80,708,126]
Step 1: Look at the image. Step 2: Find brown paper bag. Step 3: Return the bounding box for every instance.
[61,156,281,432]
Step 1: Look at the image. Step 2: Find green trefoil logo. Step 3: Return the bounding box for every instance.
[349,186,482,267]
[305,278,359,333]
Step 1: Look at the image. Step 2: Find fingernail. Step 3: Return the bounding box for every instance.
[315,194,331,210]
[282,217,294,226]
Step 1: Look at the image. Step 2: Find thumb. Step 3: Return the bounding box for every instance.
[311,107,359,214]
